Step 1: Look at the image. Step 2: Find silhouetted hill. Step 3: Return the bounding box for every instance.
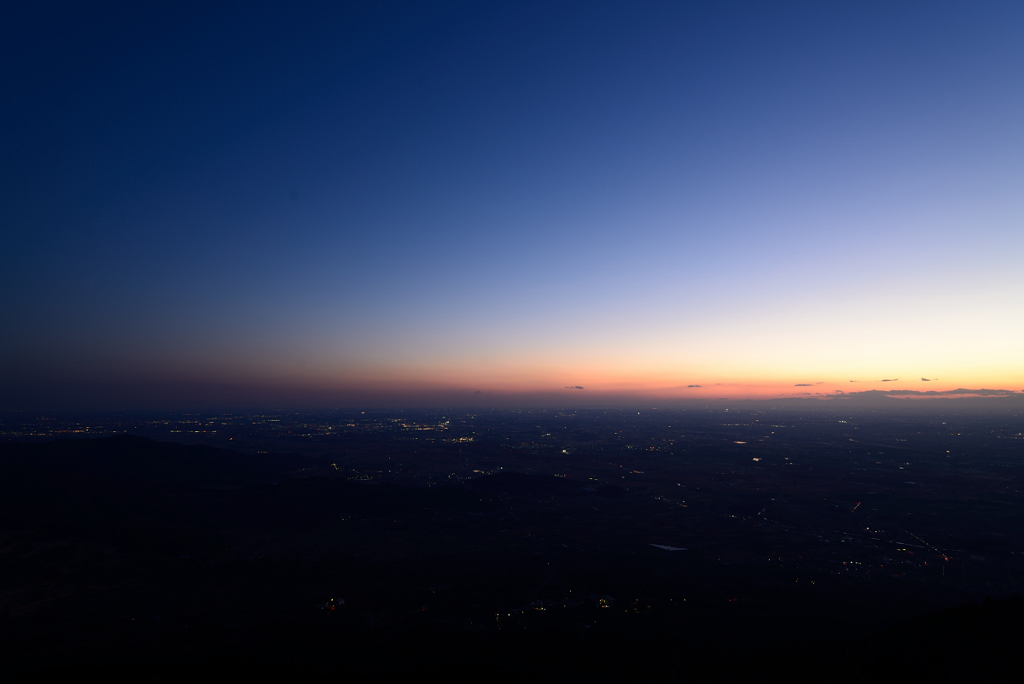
[0,436,292,558]
[0,436,485,546]
[0,434,293,487]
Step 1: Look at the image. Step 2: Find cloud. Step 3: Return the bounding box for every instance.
[921,377,936,381]
[564,386,584,390]
[832,388,1021,400]
[687,384,702,388]
[794,383,813,387]
[474,390,482,394]
[881,378,898,382]
[849,380,860,382]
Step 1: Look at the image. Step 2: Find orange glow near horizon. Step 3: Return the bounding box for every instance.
[155,366,1022,403]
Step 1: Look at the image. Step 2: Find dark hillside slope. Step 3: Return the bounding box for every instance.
[0,435,294,487]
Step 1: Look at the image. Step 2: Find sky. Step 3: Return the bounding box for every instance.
[2,1,1023,410]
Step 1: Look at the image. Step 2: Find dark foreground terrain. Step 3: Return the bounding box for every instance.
[2,407,1023,681]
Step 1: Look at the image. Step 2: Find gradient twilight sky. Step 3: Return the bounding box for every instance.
[2,1,1023,409]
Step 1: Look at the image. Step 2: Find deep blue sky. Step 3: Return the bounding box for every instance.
[3,1,1022,409]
